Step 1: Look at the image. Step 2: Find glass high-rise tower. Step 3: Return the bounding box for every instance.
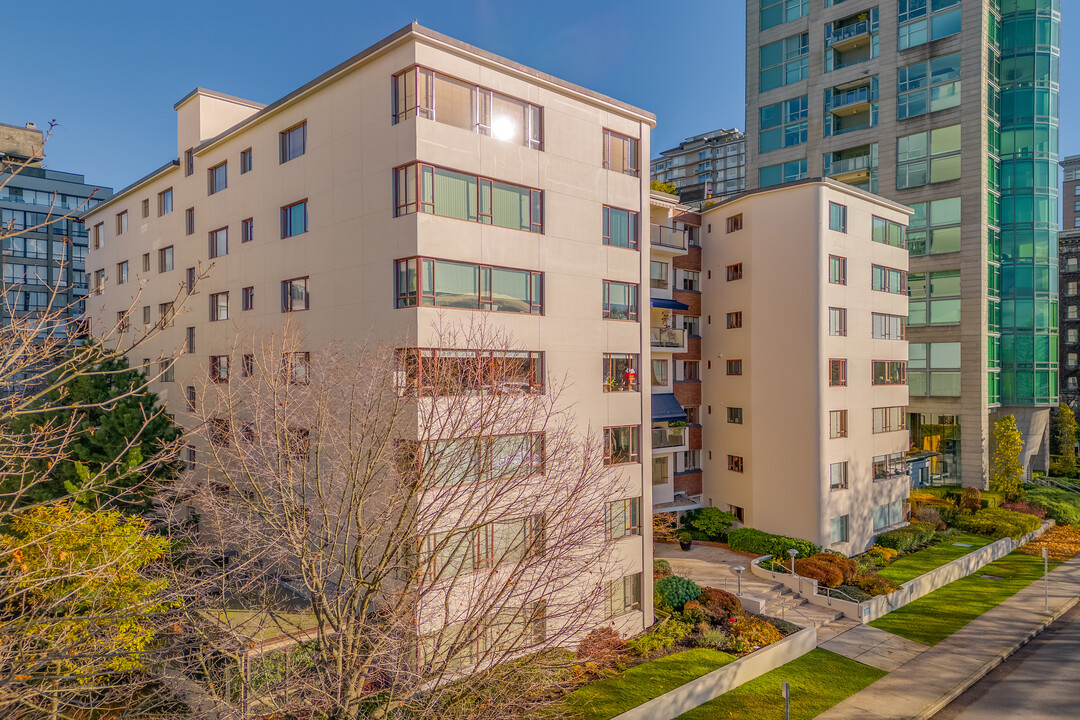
[745,0,1061,486]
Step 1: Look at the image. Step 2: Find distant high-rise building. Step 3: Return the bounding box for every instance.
[650,129,746,207]
[1057,154,1080,408]
[744,0,1062,486]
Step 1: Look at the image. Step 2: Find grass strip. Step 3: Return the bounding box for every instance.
[877,533,994,584]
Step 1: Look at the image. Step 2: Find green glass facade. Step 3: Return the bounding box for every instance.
[995,0,1060,406]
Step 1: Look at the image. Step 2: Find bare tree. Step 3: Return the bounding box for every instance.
[167,318,633,720]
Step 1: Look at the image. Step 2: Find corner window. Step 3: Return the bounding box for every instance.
[872,216,908,249]
[208,162,227,195]
[872,360,907,386]
[605,497,642,539]
[607,573,642,618]
[871,265,907,294]
[280,122,307,163]
[872,313,906,340]
[602,129,639,177]
[830,515,849,544]
[281,200,308,238]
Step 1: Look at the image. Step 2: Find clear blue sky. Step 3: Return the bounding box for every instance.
[8,0,1077,196]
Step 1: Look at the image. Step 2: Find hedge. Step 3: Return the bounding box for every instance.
[727,528,820,559]
[875,521,936,553]
[953,507,1041,540]
[1025,487,1080,527]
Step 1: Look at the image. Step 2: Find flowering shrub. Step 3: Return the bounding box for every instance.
[850,572,900,596]
[680,600,708,625]
[867,545,898,563]
[726,614,782,651]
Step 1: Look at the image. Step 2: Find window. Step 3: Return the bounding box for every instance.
[873,406,907,433]
[185,326,195,353]
[158,188,173,216]
[651,359,668,386]
[395,257,543,314]
[828,202,847,232]
[759,33,809,93]
[898,0,961,50]
[283,352,311,385]
[727,407,743,424]
[874,500,904,532]
[683,450,701,470]
[185,207,194,235]
[209,356,230,383]
[828,255,847,285]
[759,96,808,153]
[282,277,309,312]
[183,149,194,176]
[759,158,807,187]
[873,453,907,481]
[602,280,639,321]
[242,286,254,311]
[829,462,848,489]
[280,122,307,163]
[1069,329,1079,344]
[603,353,639,392]
[242,354,255,377]
[605,497,642,540]
[159,302,174,327]
[872,265,907,294]
[141,199,149,218]
[682,271,701,291]
[603,426,639,465]
[209,227,228,258]
[906,198,959,255]
[185,386,196,412]
[683,315,700,336]
[829,359,847,387]
[728,455,744,473]
[240,148,253,173]
[683,361,700,381]
[872,313,906,340]
[602,129,639,177]
[281,200,308,238]
[829,307,847,336]
[603,207,639,250]
[908,342,960,397]
[90,269,104,295]
[896,124,961,189]
[209,419,230,446]
[142,306,151,324]
[726,263,743,281]
[760,0,808,29]
[117,311,130,331]
[727,312,742,329]
[1071,354,1079,369]
[394,163,543,233]
[726,359,743,376]
[158,246,174,273]
[829,410,847,439]
[726,214,743,233]
[92,223,104,250]
[908,270,961,326]
[116,211,128,235]
[898,53,961,120]
[729,505,745,523]
[653,456,669,485]
[392,66,543,150]
[685,407,699,425]
[116,261,128,285]
[872,360,907,386]
[397,348,544,397]
[210,292,229,321]
[650,261,668,290]
[872,216,908,249]
[160,361,175,383]
[185,267,197,294]
[607,573,642,618]
[830,515,849,544]
[208,162,227,194]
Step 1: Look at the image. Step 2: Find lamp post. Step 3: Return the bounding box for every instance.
[787,548,798,576]
[734,565,745,595]
[1043,546,1049,612]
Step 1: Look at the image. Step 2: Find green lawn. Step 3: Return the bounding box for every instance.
[560,648,736,719]
[674,649,885,720]
[870,550,1060,645]
[877,533,993,584]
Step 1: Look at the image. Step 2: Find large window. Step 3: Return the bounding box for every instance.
[759,158,807,187]
[603,353,639,392]
[872,265,907,294]
[759,33,809,92]
[392,66,542,150]
[607,573,642,618]
[281,200,308,238]
[873,406,907,433]
[874,500,903,532]
[873,453,907,481]
[872,360,907,386]
[420,433,544,486]
[872,313,906,340]
[897,124,961,189]
[906,198,960,255]
[397,348,544,397]
[909,342,961,397]
[394,163,543,233]
[423,515,544,579]
[650,261,669,290]
[602,129,639,177]
[282,277,309,312]
[280,122,307,163]
[898,53,961,120]
[898,0,961,51]
[829,462,848,490]
[603,206,639,250]
[759,96,808,153]
[872,217,907,248]
[760,0,808,31]
[605,497,642,540]
[908,270,961,326]
[830,515,849,544]
[603,426,640,465]
[602,280,639,321]
[395,257,543,314]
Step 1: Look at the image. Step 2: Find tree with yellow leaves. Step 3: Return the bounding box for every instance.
[990,414,1025,500]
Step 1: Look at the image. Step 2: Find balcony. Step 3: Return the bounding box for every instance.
[828,86,872,115]
[827,154,873,184]
[651,326,686,349]
[652,425,687,450]
[650,224,688,253]
[826,20,871,51]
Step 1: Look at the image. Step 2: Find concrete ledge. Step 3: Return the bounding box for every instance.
[610,626,817,720]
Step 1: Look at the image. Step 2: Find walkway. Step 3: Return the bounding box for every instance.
[813,554,1080,720]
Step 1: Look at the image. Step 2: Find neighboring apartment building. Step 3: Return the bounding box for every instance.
[700,178,912,553]
[1059,154,1080,408]
[1,122,110,332]
[84,24,655,639]
[744,0,1062,486]
[650,129,746,207]
[648,190,705,512]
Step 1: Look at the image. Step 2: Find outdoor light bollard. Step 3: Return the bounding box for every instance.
[734,565,745,596]
[787,549,799,594]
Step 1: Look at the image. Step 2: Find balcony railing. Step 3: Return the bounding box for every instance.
[650,224,688,251]
[829,86,871,111]
[650,327,686,348]
[826,20,871,48]
[828,154,873,176]
[652,426,686,449]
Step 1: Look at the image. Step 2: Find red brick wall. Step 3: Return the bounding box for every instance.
[674,380,701,406]
[675,335,701,362]
[673,289,701,317]
[674,471,702,496]
[673,245,701,272]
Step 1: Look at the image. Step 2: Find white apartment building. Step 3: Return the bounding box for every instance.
[84,23,655,638]
[700,178,911,553]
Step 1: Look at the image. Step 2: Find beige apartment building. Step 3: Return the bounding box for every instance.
[84,23,655,639]
[700,178,911,553]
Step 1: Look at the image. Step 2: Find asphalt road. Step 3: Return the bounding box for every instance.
[934,602,1080,720]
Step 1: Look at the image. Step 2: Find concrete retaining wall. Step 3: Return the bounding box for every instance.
[610,626,817,720]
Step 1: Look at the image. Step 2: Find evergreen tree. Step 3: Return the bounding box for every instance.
[990,414,1024,500]
[1054,403,1078,477]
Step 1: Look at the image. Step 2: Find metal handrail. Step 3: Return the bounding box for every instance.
[819,586,862,603]
[827,19,871,45]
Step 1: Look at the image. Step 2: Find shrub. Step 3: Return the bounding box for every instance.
[653,558,673,579]
[867,545,898,563]
[724,631,753,655]
[914,506,943,527]
[876,522,936,553]
[654,575,702,611]
[810,552,859,584]
[851,573,900,596]
[682,507,737,540]
[696,627,728,649]
[727,614,782,650]
[932,528,960,543]
[793,558,843,588]
[680,600,708,625]
[764,616,801,636]
[726,528,820,559]
[626,618,693,656]
[960,487,983,513]
[678,531,692,544]
[827,584,872,603]
[1025,487,1080,526]
[954,507,1040,540]
[1001,500,1048,519]
[575,627,629,670]
[700,587,743,621]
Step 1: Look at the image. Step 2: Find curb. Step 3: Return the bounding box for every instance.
[916,594,1080,720]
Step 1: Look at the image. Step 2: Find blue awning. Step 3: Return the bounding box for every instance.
[651,297,690,311]
[652,393,687,423]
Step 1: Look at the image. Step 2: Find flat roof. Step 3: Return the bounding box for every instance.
[700,177,913,217]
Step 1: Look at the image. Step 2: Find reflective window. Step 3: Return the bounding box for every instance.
[759,33,809,92]
[906,197,960,255]
[395,257,543,314]
[898,53,961,120]
[760,0,808,31]
[759,96,808,153]
[394,163,543,233]
[897,124,961,189]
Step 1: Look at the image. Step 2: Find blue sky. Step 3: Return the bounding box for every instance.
[8,0,1077,196]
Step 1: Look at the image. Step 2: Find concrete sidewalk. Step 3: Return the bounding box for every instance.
[814,554,1080,720]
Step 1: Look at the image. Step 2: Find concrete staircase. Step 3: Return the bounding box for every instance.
[760,584,846,629]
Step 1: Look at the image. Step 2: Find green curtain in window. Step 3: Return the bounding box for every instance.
[432,168,477,222]
[493,182,530,231]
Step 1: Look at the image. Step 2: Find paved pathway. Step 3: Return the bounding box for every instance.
[813,554,1080,720]
[819,624,929,672]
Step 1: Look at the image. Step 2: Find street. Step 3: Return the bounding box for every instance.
[934,602,1080,720]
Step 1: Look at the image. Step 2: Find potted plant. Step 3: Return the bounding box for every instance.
[679,531,693,552]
